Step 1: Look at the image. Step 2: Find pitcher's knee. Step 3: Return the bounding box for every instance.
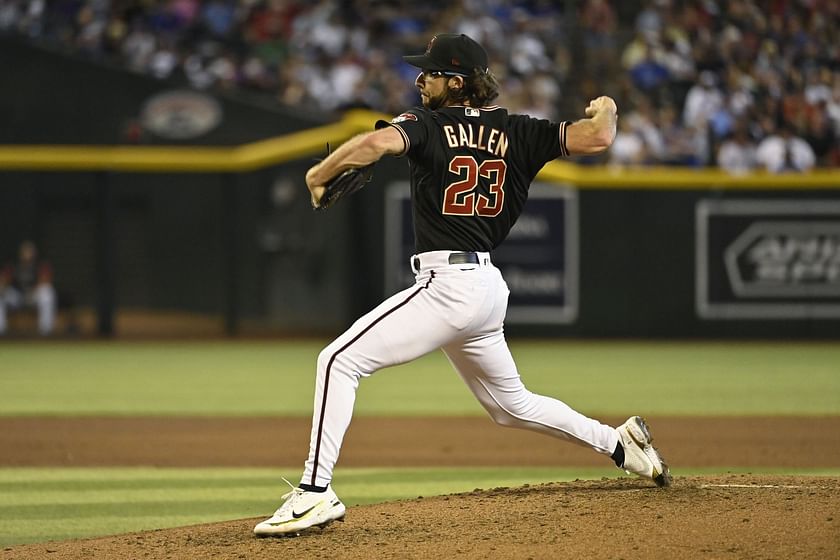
[484,400,530,428]
[317,344,362,381]
[489,410,522,428]
[484,391,538,429]
[316,345,338,375]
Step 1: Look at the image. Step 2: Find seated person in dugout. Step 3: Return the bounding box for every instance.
[0,240,57,336]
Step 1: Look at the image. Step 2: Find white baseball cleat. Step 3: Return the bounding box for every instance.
[616,416,672,487]
[253,482,346,536]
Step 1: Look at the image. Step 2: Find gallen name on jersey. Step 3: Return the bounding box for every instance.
[443,124,509,158]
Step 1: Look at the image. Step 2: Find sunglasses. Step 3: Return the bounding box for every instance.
[421,69,468,79]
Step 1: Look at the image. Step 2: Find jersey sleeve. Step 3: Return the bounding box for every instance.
[509,115,573,171]
[374,109,429,158]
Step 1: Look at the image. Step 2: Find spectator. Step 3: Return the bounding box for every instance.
[609,117,647,167]
[508,10,552,77]
[0,240,57,336]
[658,34,695,104]
[515,72,561,121]
[717,123,758,175]
[659,104,701,166]
[683,70,724,130]
[624,97,665,161]
[620,30,653,73]
[199,0,238,41]
[579,0,617,76]
[755,122,817,173]
[628,43,671,94]
[635,0,664,37]
[803,99,835,164]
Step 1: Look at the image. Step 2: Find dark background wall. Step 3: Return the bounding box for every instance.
[0,38,355,332]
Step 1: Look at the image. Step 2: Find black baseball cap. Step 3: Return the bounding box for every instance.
[403,33,488,76]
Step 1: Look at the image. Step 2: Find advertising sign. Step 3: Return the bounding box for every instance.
[385,182,578,324]
[696,199,840,319]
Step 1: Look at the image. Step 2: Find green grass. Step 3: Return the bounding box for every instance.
[2,465,838,548]
[1,340,839,416]
[0,341,840,416]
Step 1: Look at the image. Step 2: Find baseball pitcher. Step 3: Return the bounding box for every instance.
[255,33,671,537]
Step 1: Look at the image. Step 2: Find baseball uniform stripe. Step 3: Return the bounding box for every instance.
[310,272,436,485]
[558,120,569,157]
[375,121,410,156]
[391,124,410,156]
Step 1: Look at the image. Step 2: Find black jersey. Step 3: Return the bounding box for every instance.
[377,105,571,253]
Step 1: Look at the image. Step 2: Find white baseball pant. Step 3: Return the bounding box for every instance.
[0,285,56,335]
[301,250,619,487]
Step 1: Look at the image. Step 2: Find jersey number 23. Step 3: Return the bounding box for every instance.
[442,156,507,217]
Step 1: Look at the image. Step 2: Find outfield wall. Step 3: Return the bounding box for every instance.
[1,113,838,337]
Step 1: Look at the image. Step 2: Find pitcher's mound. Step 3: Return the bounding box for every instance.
[3,475,837,560]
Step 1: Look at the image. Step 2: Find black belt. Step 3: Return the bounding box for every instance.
[412,252,480,270]
[447,252,480,265]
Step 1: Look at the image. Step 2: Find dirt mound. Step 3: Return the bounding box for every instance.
[3,475,837,560]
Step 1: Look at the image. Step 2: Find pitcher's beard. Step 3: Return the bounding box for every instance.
[424,91,455,110]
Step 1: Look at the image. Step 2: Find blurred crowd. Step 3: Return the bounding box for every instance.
[607,0,838,172]
[0,0,837,171]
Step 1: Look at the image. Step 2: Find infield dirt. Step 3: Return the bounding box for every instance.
[2,416,839,559]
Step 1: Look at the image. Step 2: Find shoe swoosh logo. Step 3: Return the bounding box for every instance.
[291,505,317,519]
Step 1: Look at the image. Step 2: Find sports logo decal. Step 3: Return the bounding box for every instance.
[140,89,222,139]
[391,113,418,124]
[696,199,840,319]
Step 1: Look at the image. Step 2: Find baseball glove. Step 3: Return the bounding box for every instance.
[314,144,375,211]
